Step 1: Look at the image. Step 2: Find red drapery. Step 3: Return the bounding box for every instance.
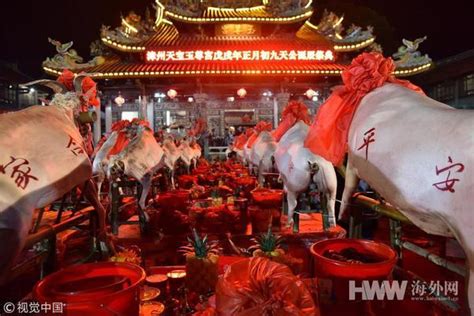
[107,119,149,158]
[272,101,311,142]
[247,121,272,148]
[304,52,424,166]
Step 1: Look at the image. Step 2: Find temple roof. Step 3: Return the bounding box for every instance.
[44,58,346,79]
[99,19,373,54]
[164,5,313,24]
[41,2,432,79]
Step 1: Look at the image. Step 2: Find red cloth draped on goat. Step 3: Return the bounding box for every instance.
[57,70,100,110]
[272,101,311,142]
[246,121,272,148]
[57,69,75,91]
[245,128,255,138]
[188,118,207,137]
[81,76,100,108]
[107,119,149,158]
[233,134,248,150]
[304,52,424,166]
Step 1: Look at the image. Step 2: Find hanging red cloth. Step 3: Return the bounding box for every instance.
[304,52,424,166]
[247,121,272,148]
[272,101,311,142]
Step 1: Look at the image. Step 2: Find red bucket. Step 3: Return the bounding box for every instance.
[310,239,397,279]
[310,239,397,302]
[33,262,146,316]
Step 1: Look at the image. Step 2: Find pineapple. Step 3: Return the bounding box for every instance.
[179,229,220,294]
[249,224,304,274]
[249,224,285,258]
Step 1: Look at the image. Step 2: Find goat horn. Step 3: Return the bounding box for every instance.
[21,79,67,94]
[73,73,90,93]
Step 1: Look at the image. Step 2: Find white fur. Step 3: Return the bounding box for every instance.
[274,121,337,227]
[249,131,277,185]
[339,83,474,311]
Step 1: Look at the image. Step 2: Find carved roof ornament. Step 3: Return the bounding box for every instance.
[90,40,113,57]
[366,42,383,54]
[392,36,432,68]
[316,10,374,44]
[100,10,155,45]
[163,0,202,16]
[316,10,344,38]
[265,0,312,16]
[42,38,105,70]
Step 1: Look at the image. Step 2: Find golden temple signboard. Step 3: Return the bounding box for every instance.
[146,49,334,62]
[217,24,259,36]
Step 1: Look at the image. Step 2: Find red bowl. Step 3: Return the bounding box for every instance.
[310,239,397,280]
[34,262,145,316]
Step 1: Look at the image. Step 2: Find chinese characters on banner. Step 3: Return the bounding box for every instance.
[357,127,376,160]
[146,49,334,62]
[67,135,85,156]
[433,156,465,193]
[0,156,39,190]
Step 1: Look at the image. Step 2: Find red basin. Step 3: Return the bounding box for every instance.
[251,188,284,208]
[33,262,145,316]
[177,175,198,189]
[156,189,190,210]
[310,239,397,280]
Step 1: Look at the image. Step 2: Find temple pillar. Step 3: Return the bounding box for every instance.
[105,100,113,133]
[139,95,147,120]
[147,99,154,132]
[93,104,101,144]
[273,96,279,128]
[275,92,290,120]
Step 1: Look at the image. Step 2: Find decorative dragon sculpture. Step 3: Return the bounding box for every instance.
[316,10,374,44]
[100,10,156,46]
[43,38,105,70]
[392,37,432,68]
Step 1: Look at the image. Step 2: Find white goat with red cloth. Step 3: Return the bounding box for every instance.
[162,136,181,189]
[305,52,474,312]
[178,138,197,173]
[93,119,164,222]
[274,101,338,228]
[249,121,277,185]
[0,70,108,284]
[229,130,251,162]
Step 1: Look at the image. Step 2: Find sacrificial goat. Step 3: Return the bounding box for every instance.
[306,52,474,312]
[0,70,108,284]
[274,101,337,228]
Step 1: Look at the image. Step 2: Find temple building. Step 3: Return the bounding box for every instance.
[41,0,432,141]
[414,49,474,109]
